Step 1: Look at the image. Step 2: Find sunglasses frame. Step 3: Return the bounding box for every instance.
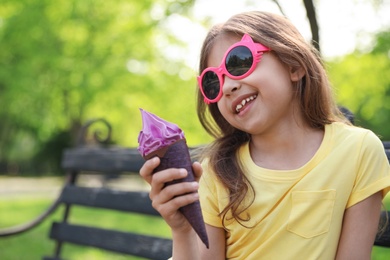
[198,33,270,104]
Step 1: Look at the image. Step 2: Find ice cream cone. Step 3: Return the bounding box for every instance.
[138,109,209,248]
[144,139,209,248]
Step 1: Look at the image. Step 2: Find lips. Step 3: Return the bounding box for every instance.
[235,94,257,113]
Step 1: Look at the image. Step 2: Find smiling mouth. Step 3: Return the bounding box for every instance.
[236,94,257,113]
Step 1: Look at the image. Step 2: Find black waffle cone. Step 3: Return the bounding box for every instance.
[145,139,209,248]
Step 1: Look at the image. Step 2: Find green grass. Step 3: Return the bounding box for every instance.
[1,196,390,259]
[0,197,171,260]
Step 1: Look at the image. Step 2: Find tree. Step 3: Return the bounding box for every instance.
[274,0,389,138]
[327,29,390,139]
[270,0,319,52]
[302,0,320,52]
[0,0,208,174]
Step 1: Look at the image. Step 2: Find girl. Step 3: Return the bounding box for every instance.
[140,11,390,259]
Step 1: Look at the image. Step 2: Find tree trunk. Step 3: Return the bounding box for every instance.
[302,0,320,52]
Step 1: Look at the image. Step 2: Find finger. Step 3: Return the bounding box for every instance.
[139,157,160,184]
[158,192,200,218]
[150,168,199,204]
[153,182,200,214]
[192,161,203,182]
[149,168,187,198]
[153,191,200,230]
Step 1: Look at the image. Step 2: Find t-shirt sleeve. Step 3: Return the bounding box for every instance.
[346,130,390,208]
[198,160,225,228]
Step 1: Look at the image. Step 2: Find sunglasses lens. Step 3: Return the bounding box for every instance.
[225,46,253,76]
[202,71,220,100]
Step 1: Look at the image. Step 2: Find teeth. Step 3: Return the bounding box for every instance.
[236,95,257,113]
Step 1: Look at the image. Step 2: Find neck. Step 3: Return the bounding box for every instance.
[249,122,324,170]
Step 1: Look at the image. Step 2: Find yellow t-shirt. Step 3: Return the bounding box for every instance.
[199,122,390,259]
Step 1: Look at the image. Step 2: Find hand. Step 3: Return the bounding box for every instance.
[139,157,203,232]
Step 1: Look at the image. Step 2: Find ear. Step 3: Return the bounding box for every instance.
[290,66,305,82]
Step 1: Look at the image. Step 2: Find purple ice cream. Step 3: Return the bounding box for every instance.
[137,109,209,248]
[137,108,185,157]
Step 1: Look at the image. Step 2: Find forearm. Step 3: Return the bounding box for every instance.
[171,228,200,260]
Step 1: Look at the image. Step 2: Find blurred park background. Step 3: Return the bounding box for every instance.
[0,0,390,176]
[0,0,390,258]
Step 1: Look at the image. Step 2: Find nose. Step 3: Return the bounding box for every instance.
[222,75,241,96]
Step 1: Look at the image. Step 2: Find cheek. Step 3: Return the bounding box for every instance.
[217,101,228,116]
[217,102,241,127]
[254,67,293,95]
[217,102,233,123]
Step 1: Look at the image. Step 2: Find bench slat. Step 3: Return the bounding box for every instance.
[61,147,144,173]
[48,222,172,260]
[60,185,160,216]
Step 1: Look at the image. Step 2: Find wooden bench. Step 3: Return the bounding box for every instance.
[0,119,173,260]
[0,119,389,259]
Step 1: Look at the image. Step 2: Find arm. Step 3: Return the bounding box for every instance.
[172,224,226,260]
[336,191,382,260]
[198,224,226,259]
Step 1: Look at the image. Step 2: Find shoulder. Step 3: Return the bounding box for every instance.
[330,122,383,148]
[325,122,388,165]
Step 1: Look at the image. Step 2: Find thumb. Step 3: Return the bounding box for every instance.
[192,161,203,182]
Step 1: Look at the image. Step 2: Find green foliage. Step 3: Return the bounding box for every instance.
[1,0,388,175]
[372,30,390,54]
[0,0,210,174]
[327,29,390,140]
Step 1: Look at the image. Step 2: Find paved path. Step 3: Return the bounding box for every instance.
[0,176,62,199]
[0,175,149,199]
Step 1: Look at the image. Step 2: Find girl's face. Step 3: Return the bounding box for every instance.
[208,34,304,136]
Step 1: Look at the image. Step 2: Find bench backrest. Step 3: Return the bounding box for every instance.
[44,146,173,260]
[44,119,173,260]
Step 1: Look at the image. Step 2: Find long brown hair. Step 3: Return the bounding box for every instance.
[197,11,345,227]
